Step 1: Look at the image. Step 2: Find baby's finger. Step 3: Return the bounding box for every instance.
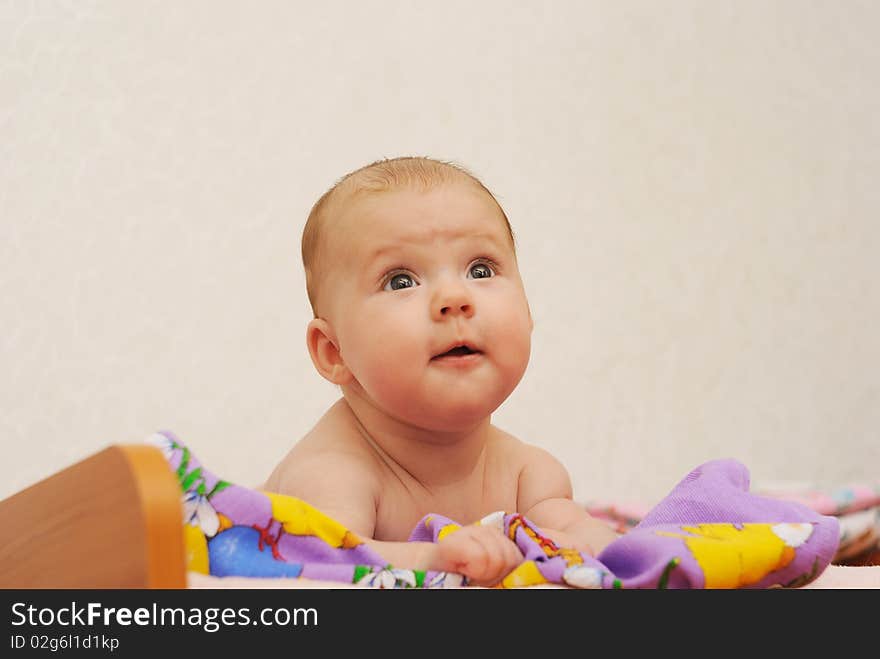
[496,538,523,578]
[460,535,494,581]
[474,534,519,585]
[471,533,509,583]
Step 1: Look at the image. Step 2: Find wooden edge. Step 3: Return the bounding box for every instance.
[118,445,187,588]
[0,444,186,589]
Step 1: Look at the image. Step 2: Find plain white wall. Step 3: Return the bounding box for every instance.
[2,1,877,506]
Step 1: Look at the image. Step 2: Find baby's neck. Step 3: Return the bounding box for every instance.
[337,394,492,488]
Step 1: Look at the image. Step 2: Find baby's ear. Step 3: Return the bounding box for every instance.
[306,318,354,386]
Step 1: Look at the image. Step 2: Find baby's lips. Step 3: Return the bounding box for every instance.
[431,340,483,359]
[431,349,483,361]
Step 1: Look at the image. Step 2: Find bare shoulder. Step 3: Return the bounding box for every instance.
[265,436,381,496]
[490,426,568,477]
[489,427,573,512]
[262,409,384,536]
[265,400,381,491]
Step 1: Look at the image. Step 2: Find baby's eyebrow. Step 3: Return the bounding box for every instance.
[364,232,507,267]
[365,243,401,266]
[362,245,410,276]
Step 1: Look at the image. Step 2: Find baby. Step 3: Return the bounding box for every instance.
[264,156,618,585]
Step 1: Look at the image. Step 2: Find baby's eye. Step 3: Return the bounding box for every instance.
[384,272,418,291]
[468,262,495,279]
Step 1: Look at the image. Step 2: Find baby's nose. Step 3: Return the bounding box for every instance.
[432,281,475,320]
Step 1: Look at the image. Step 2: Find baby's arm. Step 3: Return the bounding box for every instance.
[517,446,620,556]
[269,452,521,585]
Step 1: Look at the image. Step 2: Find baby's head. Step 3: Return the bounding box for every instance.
[302,157,533,431]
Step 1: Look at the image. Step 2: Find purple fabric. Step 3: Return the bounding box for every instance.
[150,431,839,589]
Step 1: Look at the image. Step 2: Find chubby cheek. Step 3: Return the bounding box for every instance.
[489,295,533,382]
[340,304,426,397]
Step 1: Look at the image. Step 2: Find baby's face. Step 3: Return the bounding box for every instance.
[321,181,533,431]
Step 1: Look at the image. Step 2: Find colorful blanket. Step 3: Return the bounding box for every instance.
[587,479,880,565]
[149,431,840,589]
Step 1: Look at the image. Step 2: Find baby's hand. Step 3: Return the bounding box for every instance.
[431,525,524,587]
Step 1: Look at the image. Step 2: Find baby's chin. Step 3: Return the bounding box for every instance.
[383,392,509,433]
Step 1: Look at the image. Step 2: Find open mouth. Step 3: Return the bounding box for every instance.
[433,345,481,359]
